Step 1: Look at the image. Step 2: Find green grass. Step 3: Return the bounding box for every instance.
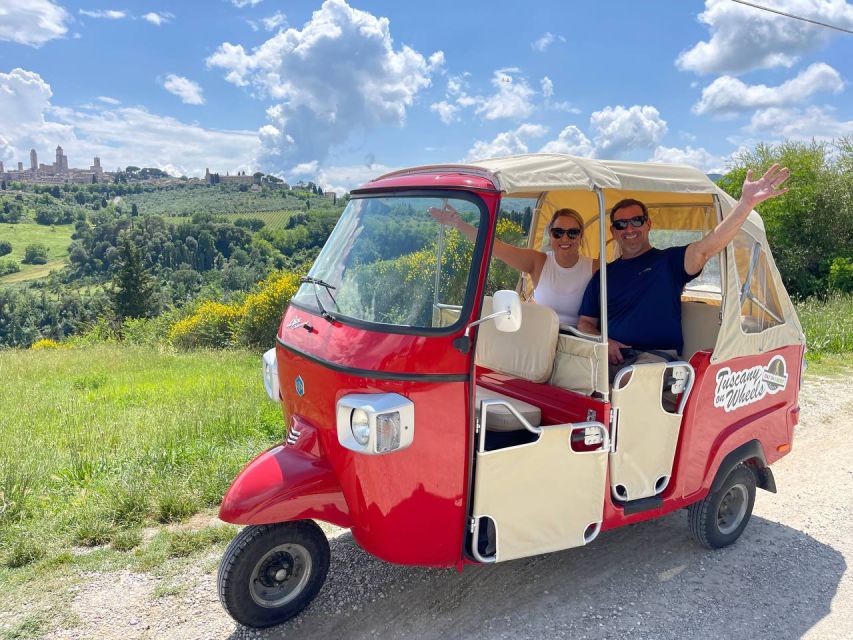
[796,293,853,360]
[0,345,281,571]
[0,223,74,282]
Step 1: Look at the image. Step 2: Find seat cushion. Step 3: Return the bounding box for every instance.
[475,298,559,383]
[475,386,542,432]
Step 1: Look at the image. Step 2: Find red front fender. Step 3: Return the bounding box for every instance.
[219,424,351,528]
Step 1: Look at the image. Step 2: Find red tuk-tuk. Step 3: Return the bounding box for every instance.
[216,154,805,628]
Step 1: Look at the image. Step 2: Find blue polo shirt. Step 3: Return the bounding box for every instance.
[578,246,699,354]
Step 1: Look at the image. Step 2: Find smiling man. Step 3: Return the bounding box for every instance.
[577,164,790,374]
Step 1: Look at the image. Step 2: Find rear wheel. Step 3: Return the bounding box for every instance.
[218,521,330,629]
[688,464,756,549]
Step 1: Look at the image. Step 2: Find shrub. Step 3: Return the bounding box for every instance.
[0,239,11,256]
[168,300,243,349]
[22,243,49,265]
[30,338,68,350]
[829,257,853,293]
[2,536,45,568]
[111,528,143,552]
[154,484,197,523]
[0,258,20,276]
[239,271,302,347]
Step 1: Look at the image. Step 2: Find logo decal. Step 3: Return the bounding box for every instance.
[713,355,788,413]
[287,317,305,330]
[294,375,305,397]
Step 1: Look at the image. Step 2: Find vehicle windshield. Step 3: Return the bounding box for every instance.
[291,194,484,330]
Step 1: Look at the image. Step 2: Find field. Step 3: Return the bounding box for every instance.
[0,346,280,569]
[123,184,325,218]
[0,223,74,282]
[797,293,853,359]
[166,208,298,230]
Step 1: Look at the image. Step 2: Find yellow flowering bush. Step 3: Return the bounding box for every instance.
[239,271,302,347]
[166,270,302,350]
[169,301,243,349]
[30,338,69,350]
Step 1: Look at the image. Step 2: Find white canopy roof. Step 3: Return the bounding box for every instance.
[375,153,719,195]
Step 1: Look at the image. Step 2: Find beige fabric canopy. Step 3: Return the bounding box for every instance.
[376,153,805,365]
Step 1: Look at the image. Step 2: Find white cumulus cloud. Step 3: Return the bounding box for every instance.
[97,96,120,105]
[316,162,393,195]
[475,69,535,120]
[694,62,844,115]
[590,105,668,157]
[651,145,727,174]
[162,74,205,105]
[677,0,853,75]
[464,123,548,161]
[541,76,554,98]
[430,101,460,125]
[0,0,70,47]
[262,11,287,31]
[143,12,173,26]
[207,0,443,171]
[539,125,595,157]
[232,0,263,7]
[746,105,853,139]
[78,9,126,19]
[0,68,257,177]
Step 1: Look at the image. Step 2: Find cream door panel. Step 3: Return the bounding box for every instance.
[472,425,608,562]
[609,363,683,501]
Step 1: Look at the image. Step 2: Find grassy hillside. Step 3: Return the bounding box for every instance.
[0,223,74,282]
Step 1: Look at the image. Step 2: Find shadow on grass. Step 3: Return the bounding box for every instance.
[228,511,845,640]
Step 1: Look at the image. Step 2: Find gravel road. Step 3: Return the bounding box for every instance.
[53,373,853,640]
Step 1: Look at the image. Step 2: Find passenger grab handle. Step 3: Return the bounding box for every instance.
[477,397,609,455]
[478,398,541,453]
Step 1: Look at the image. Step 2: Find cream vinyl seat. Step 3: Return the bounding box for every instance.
[474,297,559,431]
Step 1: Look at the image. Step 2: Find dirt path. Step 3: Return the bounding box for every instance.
[52,373,853,640]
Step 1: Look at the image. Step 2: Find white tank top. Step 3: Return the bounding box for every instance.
[533,253,594,326]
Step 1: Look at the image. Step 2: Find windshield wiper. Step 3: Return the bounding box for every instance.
[300,276,339,322]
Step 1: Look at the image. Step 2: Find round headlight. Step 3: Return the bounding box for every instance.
[351,408,370,445]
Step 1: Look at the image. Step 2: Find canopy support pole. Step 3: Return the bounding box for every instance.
[595,187,609,403]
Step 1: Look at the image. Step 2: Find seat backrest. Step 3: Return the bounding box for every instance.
[475,298,559,383]
[681,300,721,360]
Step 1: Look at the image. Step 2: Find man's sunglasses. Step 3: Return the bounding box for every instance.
[612,215,648,231]
[550,227,582,240]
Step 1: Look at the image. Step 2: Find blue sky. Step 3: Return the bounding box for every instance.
[1,0,851,192]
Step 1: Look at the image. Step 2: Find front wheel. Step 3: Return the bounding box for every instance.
[688,463,756,549]
[218,521,330,629]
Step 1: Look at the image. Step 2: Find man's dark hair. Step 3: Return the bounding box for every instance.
[609,198,648,224]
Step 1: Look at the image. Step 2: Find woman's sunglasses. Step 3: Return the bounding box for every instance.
[612,215,648,231]
[550,227,582,240]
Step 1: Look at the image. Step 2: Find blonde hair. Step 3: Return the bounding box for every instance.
[547,208,588,253]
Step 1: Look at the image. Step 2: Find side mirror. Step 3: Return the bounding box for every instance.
[464,290,522,338]
[492,290,522,333]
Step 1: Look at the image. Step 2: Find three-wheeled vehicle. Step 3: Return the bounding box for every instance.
[217,154,805,628]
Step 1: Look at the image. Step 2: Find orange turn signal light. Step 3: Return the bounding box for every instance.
[777,444,791,454]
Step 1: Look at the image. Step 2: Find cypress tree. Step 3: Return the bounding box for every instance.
[112,237,155,319]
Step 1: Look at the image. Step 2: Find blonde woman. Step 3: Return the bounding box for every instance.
[429,204,598,326]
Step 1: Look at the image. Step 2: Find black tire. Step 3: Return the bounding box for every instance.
[218,521,330,629]
[688,463,756,549]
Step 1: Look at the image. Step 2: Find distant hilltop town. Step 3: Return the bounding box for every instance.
[0,146,337,202]
[0,145,337,201]
[0,145,108,184]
